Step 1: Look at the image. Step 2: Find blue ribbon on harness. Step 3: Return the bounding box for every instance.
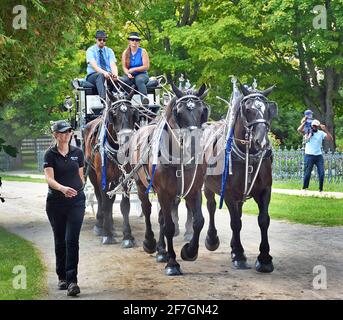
[145,164,156,194]
[101,126,107,191]
[145,123,167,194]
[219,128,234,209]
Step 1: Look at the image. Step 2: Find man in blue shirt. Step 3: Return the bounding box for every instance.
[297,119,333,191]
[86,30,118,101]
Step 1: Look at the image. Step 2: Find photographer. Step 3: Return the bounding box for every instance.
[297,119,333,192]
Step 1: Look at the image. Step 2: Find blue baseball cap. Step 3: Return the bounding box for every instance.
[304,109,313,116]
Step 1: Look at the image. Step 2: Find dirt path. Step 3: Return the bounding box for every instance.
[0,181,342,300]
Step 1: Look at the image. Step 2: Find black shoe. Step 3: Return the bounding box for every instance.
[142,97,149,106]
[67,283,80,296]
[58,280,67,290]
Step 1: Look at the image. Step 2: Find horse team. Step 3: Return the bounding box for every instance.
[82,79,278,276]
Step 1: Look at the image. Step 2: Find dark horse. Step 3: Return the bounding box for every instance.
[203,84,278,272]
[129,82,209,275]
[83,91,139,246]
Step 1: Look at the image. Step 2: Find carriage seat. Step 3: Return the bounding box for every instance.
[71,78,97,95]
[146,78,161,94]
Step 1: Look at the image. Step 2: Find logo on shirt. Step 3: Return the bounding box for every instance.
[70,156,79,161]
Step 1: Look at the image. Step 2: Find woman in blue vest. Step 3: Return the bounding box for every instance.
[120,32,150,105]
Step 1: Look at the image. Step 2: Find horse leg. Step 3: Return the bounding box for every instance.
[156,209,168,263]
[204,186,220,251]
[120,194,135,248]
[158,193,181,276]
[101,192,116,244]
[136,181,156,254]
[226,198,250,269]
[254,186,274,273]
[184,203,194,242]
[181,190,204,262]
[171,198,180,237]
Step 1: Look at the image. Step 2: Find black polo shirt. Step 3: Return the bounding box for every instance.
[43,145,84,199]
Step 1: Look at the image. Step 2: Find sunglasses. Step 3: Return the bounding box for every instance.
[129,38,140,42]
[97,38,106,42]
[60,129,73,134]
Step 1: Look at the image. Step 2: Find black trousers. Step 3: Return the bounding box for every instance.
[46,193,85,285]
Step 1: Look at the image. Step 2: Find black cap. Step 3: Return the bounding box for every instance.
[127,32,141,40]
[95,30,107,38]
[51,120,72,133]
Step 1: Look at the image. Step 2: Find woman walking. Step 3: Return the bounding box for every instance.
[43,120,85,297]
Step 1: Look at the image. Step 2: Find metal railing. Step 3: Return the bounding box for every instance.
[272,148,343,183]
[29,147,343,185]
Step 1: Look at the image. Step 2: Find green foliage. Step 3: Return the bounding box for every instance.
[0,0,342,149]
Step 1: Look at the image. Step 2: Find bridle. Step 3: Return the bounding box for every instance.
[233,93,274,201]
[239,94,271,131]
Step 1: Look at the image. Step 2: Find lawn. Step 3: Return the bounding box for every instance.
[242,193,343,226]
[0,227,47,300]
[273,180,343,192]
[0,175,45,183]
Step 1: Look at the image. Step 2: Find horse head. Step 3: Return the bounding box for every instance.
[106,89,140,145]
[168,81,209,130]
[238,84,278,151]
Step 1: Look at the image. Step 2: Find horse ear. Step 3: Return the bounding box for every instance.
[239,82,250,96]
[126,89,135,100]
[260,85,275,97]
[197,84,206,97]
[170,81,184,99]
[199,88,209,100]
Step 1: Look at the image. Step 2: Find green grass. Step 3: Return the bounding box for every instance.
[0,175,45,183]
[273,180,343,192]
[242,193,343,226]
[0,227,47,300]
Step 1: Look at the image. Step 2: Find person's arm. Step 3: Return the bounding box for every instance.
[78,151,85,185]
[87,47,111,79]
[320,125,333,141]
[44,167,77,198]
[128,49,150,74]
[297,117,306,135]
[79,167,85,185]
[108,48,118,79]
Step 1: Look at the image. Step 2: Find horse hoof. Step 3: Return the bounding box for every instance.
[181,243,198,261]
[184,233,193,242]
[101,236,117,245]
[156,252,168,263]
[232,260,251,270]
[94,226,117,237]
[93,225,103,236]
[165,265,183,276]
[255,260,274,273]
[143,239,156,254]
[205,236,220,251]
[121,239,135,248]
